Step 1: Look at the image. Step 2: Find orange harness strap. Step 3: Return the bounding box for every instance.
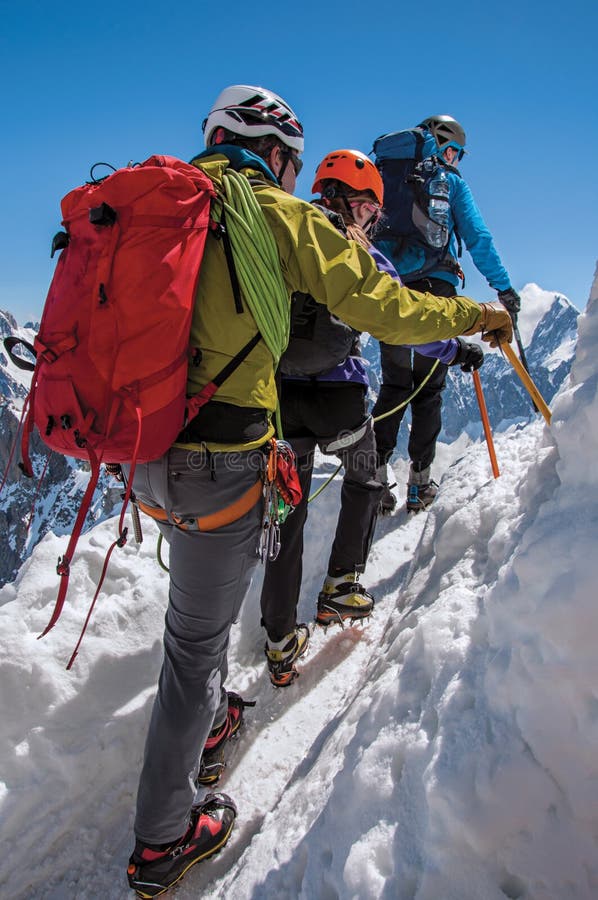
[137,478,262,532]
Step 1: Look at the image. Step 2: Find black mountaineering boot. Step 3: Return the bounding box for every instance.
[376,463,397,515]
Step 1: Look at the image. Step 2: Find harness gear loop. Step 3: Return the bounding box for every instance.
[258,439,301,562]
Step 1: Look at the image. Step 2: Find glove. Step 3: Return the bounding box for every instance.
[498,287,521,318]
[463,302,513,348]
[450,338,484,373]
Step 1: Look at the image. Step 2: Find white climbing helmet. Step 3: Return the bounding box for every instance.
[203,84,304,152]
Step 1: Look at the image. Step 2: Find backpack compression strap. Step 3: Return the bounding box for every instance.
[184,330,262,422]
[40,398,144,669]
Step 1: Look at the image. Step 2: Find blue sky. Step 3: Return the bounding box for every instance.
[1,0,596,324]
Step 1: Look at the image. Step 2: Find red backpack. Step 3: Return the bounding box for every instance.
[5,155,251,663]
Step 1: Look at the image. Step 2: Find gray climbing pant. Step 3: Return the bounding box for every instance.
[127,446,263,844]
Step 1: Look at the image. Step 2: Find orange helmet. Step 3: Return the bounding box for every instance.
[311,149,384,205]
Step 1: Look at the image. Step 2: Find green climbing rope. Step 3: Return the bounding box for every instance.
[220,168,290,439]
[220,169,289,366]
[156,533,169,574]
[370,357,440,424]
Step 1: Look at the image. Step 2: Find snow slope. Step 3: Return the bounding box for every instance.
[1,271,598,899]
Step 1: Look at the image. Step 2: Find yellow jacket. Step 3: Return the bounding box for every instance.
[181,153,482,452]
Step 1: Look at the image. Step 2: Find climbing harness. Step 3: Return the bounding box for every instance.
[150,439,301,573]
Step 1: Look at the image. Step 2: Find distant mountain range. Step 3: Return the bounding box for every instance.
[0,284,580,588]
[362,283,579,450]
[0,312,120,588]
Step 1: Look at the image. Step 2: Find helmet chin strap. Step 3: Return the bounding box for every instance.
[322,184,354,222]
[362,213,377,235]
[269,144,289,187]
[277,155,290,187]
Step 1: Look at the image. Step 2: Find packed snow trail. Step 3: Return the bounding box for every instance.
[0,426,543,899]
[181,425,553,900]
[0,453,430,900]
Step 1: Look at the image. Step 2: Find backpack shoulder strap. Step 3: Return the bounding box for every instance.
[412,127,427,161]
[211,208,244,314]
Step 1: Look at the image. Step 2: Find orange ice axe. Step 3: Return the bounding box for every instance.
[500,340,552,426]
[472,370,500,479]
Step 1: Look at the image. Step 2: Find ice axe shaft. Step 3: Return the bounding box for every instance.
[472,370,500,479]
[512,319,538,412]
[513,320,531,372]
[501,340,552,425]
[499,301,537,412]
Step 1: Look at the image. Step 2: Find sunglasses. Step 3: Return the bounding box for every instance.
[281,150,303,176]
[444,141,465,161]
[349,198,380,214]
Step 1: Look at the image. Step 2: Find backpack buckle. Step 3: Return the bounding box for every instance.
[51,231,70,258]
[89,203,117,226]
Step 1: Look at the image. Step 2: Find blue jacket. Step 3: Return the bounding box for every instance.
[375,131,512,292]
[435,171,511,290]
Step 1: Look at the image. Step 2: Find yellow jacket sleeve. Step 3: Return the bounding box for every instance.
[257,185,482,344]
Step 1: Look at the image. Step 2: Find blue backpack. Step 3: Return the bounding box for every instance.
[372,127,462,283]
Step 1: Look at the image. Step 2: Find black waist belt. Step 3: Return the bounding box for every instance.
[177,400,270,444]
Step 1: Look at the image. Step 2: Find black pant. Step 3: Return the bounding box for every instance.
[260,381,381,641]
[372,277,453,470]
